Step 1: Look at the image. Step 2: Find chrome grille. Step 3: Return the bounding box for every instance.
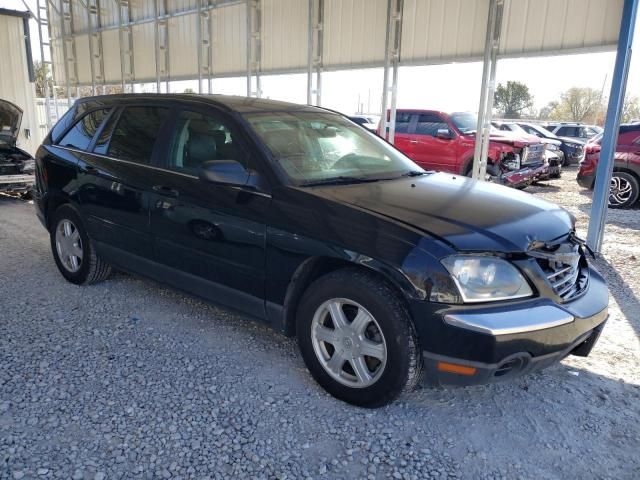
[530,242,588,302]
[522,144,545,165]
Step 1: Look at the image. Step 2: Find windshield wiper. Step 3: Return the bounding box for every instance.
[300,176,382,187]
[400,170,427,177]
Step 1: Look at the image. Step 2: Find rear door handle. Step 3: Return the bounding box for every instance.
[409,140,419,144]
[152,185,180,197]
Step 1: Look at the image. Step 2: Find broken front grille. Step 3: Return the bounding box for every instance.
[530,241,589,302]
[522,144,545,165]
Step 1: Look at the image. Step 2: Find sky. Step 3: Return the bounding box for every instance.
[2,0,638,116]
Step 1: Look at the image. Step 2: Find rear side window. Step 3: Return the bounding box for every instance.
[106,107,170,164]
[557,126,576,137]
[415,114,449,136]
[57,109,110,151]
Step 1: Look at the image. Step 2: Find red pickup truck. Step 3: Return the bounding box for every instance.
[377,110,547,188]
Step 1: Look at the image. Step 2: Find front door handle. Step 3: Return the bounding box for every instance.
[152,185,180,197]
[409,140,418,144]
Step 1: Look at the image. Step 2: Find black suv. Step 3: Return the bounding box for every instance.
[35,95,609,407]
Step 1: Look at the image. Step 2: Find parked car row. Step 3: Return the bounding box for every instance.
[34,94,609,407]
[375,109,551,190]
[577,123,640,208]
[543,122,603,142]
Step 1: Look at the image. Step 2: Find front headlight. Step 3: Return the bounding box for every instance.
[548,144,559,151]
[441,256,533,303]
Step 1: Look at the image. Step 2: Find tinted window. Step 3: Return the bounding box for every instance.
[394,112,413,133]
[557,126,579,137]
[107,107,170,164]
[93,109,121,155]
[58,109,110,150]
[415,114,448,136]
[166,110,245,175]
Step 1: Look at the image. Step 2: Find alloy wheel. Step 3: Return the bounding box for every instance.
[55,219,83,273]
[609,175,633,207]
[310,298,387,388]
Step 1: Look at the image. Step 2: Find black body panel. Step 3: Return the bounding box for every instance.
[34,94,609,378]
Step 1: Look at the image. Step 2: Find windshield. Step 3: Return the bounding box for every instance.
[245,111,423,185]
[525,123,559,139]
[450,112,477,134]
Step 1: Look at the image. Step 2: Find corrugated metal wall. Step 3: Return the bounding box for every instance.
[48,0,624,87]
[0,14,39,155]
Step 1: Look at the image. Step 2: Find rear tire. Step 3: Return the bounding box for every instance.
[50,204,112,285]
[296,268,422,408]
[609,172,639,209]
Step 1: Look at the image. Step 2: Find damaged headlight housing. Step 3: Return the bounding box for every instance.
[441,256,533,303]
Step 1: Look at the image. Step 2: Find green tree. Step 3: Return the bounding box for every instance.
[548,87,603,123]
[493,81,534,118]
[33,60,50,97]
[622,95,640,123]
[183,88,196,94]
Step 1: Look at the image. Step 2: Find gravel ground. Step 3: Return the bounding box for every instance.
[1,167,639,480]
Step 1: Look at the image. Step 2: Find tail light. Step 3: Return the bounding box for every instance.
[585,144,601,155]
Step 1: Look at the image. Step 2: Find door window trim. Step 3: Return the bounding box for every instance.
[87,106,120,153]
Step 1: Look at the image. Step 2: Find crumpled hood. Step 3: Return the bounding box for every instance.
[0,99,23,146]
[304,172,574,253]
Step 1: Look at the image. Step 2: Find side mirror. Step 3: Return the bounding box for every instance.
[199,160,249,186]
[436,128,454,140]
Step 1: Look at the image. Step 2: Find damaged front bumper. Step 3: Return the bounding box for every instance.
[0,174,35,193]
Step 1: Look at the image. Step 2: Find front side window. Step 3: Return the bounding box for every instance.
[415,114,449,136]
[393,112,413,133]
[165,110,244,175]
[58,109,110,151]
[107,107,170,164]
[245,111,421,184]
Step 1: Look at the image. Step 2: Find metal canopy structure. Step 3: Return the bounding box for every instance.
[38,0,623,89]
[23,0,632,252]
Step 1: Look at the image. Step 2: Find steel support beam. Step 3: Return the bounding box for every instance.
[151,0,171,93]
[587,0,639,252]
[57,0,78,101]
[380,0,403,144]
[306,0,323,105]
[30,0,52,128]
[246,0,262,97]
[472,0,504,180]
[116,0,134,92]
[80,0,104,94]
[197,0,213,94]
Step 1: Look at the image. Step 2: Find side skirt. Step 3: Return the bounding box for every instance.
[95,241,271,324]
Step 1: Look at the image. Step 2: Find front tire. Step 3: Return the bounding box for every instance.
[50,205,112,285]
[296,268,422,408]
[609,172,639,209]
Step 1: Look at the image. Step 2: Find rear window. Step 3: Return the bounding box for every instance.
[57,109,110,151]
[106,107,170,164]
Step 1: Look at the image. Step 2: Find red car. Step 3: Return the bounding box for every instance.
[577,124,640,208]
[377,110,548,188]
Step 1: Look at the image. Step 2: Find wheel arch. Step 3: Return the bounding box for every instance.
[613,166,640,182]
[280,255,416,337]
[45,192,74,231]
